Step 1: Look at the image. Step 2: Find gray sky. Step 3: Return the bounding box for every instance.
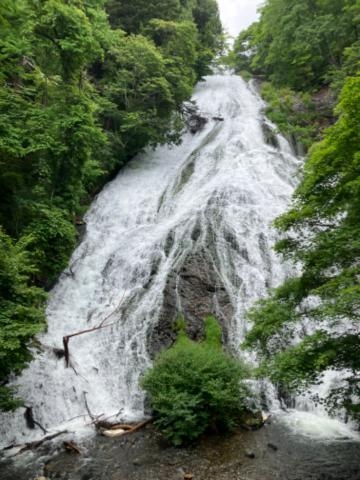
[217,0,264,38]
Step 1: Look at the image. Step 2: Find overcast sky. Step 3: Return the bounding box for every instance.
[217,0,264,38]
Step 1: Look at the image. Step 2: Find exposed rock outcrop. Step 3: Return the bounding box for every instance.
[261,121,279,149]
[182,101,208,134]
[148,248,234,357]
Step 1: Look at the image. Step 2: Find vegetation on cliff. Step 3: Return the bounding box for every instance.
[229,0,359,152]
[0,0,223,409]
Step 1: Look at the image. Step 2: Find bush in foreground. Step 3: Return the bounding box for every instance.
[141,316,250,446]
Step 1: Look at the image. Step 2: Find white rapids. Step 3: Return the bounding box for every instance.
[0,74,357,447]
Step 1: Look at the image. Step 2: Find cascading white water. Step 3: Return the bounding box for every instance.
[0,74,357,449]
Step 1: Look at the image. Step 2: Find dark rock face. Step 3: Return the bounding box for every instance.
[147,248,234,357]
[261,121,279,149]
[187,114,208,134]
[181,100,208,134]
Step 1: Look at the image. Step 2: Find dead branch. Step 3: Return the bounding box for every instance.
[83,391,95,421]
[124,419,152,434]
[98,291,126,328]
[24,406,48,434]
[62,292,126,367]
[62,322,115,367]
[0,430,69,454]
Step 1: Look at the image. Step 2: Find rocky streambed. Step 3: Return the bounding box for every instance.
[1,417,359,480]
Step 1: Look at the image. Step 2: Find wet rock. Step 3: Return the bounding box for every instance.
[267,443,278,451]
[262,121,278,149]
[176,468,186,479]
[244,449,255,459]
[75,220,87,245]
[240,411,265,431]
[147,248,234,356]
[53,348,65,359]
[286,133,305,157]
[188,114,208,134]
[182,100,208,134]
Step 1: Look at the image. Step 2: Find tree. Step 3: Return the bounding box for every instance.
[106,0,183,32]
[231,0,360,90]
[0,0,222,410]
[245,75,360,421]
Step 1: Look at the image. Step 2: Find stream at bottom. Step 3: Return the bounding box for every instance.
[1,415,359,480]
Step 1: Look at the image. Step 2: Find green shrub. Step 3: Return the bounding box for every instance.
[141,316,250,446]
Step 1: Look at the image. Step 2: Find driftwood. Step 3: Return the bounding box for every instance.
[102,428,126,438]
[2,430,68,454]
[99,419,152,438]
[109,423,134,430]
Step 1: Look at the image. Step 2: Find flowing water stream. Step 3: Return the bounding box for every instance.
[0,74,358,452]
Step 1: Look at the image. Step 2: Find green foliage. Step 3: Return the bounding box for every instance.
[106,0,223,79]
[0,228,46,409]
[245,75,360,421]
[25,205,77,285]
[260,82,319,150]
[142,316,250,446]
[228,0,359,151]
[236,1,360,421]
[232,0,359,91]
[0,0,222,409]
[106,0,184,33]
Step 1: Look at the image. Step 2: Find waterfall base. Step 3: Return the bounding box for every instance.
[1,417,359,480]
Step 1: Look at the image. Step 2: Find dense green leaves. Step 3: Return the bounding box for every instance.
[232,0,359,90]
[0,0,222,408]
[142,317,250,446]
[0,228,46,410]
[239,0,360,421]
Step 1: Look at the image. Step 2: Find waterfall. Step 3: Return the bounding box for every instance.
[0,74,357,448]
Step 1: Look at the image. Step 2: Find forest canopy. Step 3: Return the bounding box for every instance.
[0,0,223,410]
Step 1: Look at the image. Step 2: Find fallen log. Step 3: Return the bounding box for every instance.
[109,424,133,430]
[102,428,126,438]
[99,419,152,438]
[0,430,69,455]
[18,430,69,454]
